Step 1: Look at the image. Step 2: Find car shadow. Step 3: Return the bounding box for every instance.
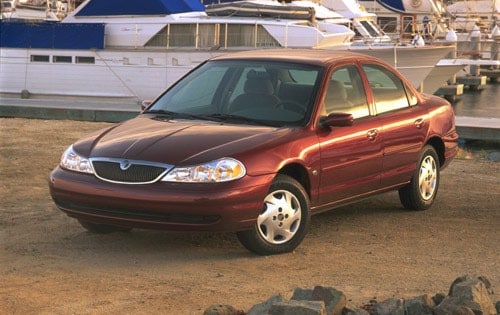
[55,192,414,261]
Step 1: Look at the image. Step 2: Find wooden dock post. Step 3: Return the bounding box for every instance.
[469,26,481,77]
[456,26,487,90]
[480,25,500,83]
[435,29,464,102]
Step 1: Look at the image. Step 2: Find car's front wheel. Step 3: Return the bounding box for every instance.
[399,145,440,211]
[78,220,132,234]
[237,174,310,255]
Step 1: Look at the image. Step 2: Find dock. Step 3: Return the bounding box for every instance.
[0,95,140,123]
[455,116,500,141]
[0,91,498,142]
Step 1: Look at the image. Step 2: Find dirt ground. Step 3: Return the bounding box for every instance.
[0,118,499,315]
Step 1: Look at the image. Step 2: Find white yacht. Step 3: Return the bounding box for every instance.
[0,0,456,101]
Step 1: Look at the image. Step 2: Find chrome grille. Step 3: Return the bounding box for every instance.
[90,158,173,184]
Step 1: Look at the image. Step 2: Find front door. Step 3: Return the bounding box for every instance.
[317,64,383,206]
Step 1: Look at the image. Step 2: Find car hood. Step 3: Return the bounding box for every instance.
[73,115,290,166]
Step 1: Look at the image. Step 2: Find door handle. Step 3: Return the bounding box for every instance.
[367,129,378,141]
[414,118,425,129]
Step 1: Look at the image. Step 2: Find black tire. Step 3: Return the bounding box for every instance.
[399,145,440,211]
[78,220,132,234]
[237,174,310,255]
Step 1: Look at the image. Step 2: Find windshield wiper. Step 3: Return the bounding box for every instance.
[145,109,176,116]
[205,114,279,127]
[146,109,212,121]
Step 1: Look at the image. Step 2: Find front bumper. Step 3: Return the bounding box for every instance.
[49,166,274,233]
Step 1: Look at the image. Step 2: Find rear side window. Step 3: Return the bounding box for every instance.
[362,64,410,114]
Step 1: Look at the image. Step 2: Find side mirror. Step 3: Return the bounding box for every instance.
[141,100,153,111]
[320,113,354,128]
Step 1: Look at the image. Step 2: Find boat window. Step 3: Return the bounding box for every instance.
[360,21,381,37]
[377,17,397,34]
[402,16,414,34]
[362,64,410,114]
[76,56,95,64]
[146,26,169,47]
[221,24,279,48]
[53,56,72,63]
[169,24,197,47]
[30,55,50,63]
[146,23,279,49]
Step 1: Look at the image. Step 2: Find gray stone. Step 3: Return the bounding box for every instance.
[203,304,241,315]
[372,298,405,315]
[487,151,500,161]
[291,288,314,301]
[311,286,347,315]
[446,275,496,315]
[433,293,447,306]
[434,298,475,315]
[495,301,500,314]
[404,294,435,315]
[269,300,326,315]
[247,295,285,315]
[342,305,370,315]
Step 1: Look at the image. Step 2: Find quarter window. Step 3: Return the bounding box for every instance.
[362,64,410,114]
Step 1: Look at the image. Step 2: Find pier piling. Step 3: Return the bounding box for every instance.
[456,26,488,90]
[480,26,500,83]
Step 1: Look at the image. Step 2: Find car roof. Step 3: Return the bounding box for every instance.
[210,49,377,66]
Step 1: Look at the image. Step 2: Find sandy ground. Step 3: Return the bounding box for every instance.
[0,118,499,314]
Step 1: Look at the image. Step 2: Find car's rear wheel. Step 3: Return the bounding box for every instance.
[78,220,132,234]
[399,145,440,211]
[237,174,310,255]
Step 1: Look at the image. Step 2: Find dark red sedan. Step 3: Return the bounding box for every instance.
[49,49,458,255]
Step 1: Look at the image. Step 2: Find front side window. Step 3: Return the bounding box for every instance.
[323,65,369,119]
[362,64,410,114]
[148,60,322,126]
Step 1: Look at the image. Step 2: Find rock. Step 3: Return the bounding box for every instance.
[442,275,497,315]
[240,276,498,315]
[433,293,446,306]
[434,298,475,315]
[203,304,242,315]
[311,286,347,315]
[404,294,435,315]
[247,295,285,315]
[291,288,313,301]
[372,298,405,315]
[269,300,326,315]
[342,305,370,315]
[487,151,500,161]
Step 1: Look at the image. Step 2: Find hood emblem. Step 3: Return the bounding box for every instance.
[119,160,132,171]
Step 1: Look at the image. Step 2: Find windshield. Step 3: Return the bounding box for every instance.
[146,60,322,127]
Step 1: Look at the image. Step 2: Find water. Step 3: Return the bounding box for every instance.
[452,82,500,159]
[453,82,500,118]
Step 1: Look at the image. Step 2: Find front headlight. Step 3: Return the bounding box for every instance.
[60,145,94,174]
[162,158,246,183]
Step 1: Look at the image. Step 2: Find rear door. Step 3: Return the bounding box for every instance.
[361,63,429,188]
